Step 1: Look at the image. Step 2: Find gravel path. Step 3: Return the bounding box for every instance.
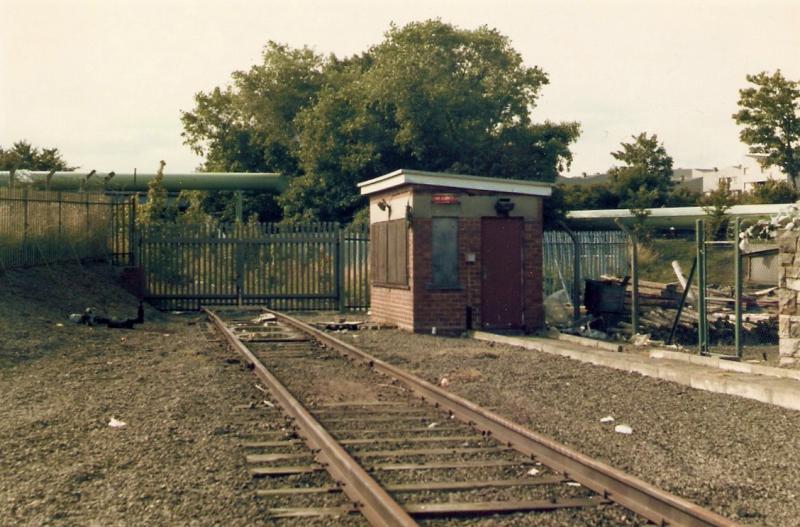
[322,326,800,526]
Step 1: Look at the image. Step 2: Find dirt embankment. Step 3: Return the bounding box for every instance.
[0,265,284,526]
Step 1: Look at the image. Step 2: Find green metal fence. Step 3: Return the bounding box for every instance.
[0,187,115,270]
[542,230,628,299]
[137,222,370,311]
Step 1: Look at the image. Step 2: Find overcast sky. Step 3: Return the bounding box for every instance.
[1,0,798,177]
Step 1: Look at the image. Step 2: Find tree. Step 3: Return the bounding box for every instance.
[608,133,674,210]
[740,179,798,204]
[288,21,579,221]
[181,42,326,175]
[700,178,739,240]
[0,141,75,171]
[182,20,580,223]
[137,161,174,226]
[733,70,800,189]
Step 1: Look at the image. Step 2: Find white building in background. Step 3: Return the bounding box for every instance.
[699,154,790,194]
[558,154,790,195]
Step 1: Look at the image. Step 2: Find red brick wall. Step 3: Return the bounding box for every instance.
[370,225,415,331]
[370,198,545,334]
[410,219,476,333]
[523,210,544,331]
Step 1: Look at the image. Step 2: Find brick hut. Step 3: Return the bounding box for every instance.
[358,169,551,334]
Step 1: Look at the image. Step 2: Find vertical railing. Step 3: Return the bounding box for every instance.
[542,230,628,299]
[0,187,115,269]
[137,222,370,311]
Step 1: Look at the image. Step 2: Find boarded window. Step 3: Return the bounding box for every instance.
[431,217,459,289]
[370,219,407,286]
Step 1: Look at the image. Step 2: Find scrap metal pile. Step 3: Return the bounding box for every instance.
[584,275,778,346]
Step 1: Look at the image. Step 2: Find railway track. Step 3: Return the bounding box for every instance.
[205,307,738,526]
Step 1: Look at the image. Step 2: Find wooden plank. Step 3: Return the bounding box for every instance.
[353,446,511,458]
[246,446,509,464]
[314,408,431,416]
[341,436,480,445]
[246,452,312,463]
[255,476,568,497]
[257,486,343,496]
[243,439,302,448]
[250,464,322,477]
[314,401,406,408]
[320,416,444,424]
[404,497,607,516]
[369,459,532,471]
[329,427,465,435]
[249,459,530,476]
[267,506,354,518]
[388,476,567,493]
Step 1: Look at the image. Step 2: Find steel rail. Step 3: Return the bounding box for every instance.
[204,308,417,527]
[268,309,739,527]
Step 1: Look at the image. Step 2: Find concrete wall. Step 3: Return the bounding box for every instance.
[778,231,800,365]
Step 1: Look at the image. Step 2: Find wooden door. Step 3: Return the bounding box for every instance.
[481,218,523,329]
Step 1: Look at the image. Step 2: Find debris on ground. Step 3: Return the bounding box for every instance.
[544,289,573,327]
[614,424,633,435]
[599,416,615,423]
[312,320,396,331]
[68,303,144,329]
[584,275,777,345]
[526,468,540,476]
[108,417,127,429]
[251,312,277,324]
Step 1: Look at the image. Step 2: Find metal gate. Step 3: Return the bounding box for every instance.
[137,222,369,311]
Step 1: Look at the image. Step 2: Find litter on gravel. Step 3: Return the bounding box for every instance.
[108,417,127,429]
[614,424,633,435]
[526,468,540,476]
[600,416,615,423]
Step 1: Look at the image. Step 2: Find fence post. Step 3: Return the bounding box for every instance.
[236,223,244,306]
[734,218,742,359]
[615,220,638,335]
[558,221,581,323]
[697,219,708,355]
[631,230,639,335]
[58,192,63,236]
[235,191,243,224]
[129,196,137,266]
[337,223,346,312]
[22,187,29,244]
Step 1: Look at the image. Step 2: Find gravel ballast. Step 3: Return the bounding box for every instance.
[322,326,800,526]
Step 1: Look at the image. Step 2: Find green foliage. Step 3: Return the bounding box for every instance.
[733,70,800,188]
[182,20,580,223]
[666,186,702,207]
[181,42,326,174]
[608,133,674,210]
[137,161,174,226]
[0,141,75,171]
[700,179,738,240]
[200,191,282,224]
[545,183,618,226]
[176,190,212,225]
[740,179,799,204]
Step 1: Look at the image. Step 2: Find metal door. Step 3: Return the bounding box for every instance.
[481,217,523,329]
